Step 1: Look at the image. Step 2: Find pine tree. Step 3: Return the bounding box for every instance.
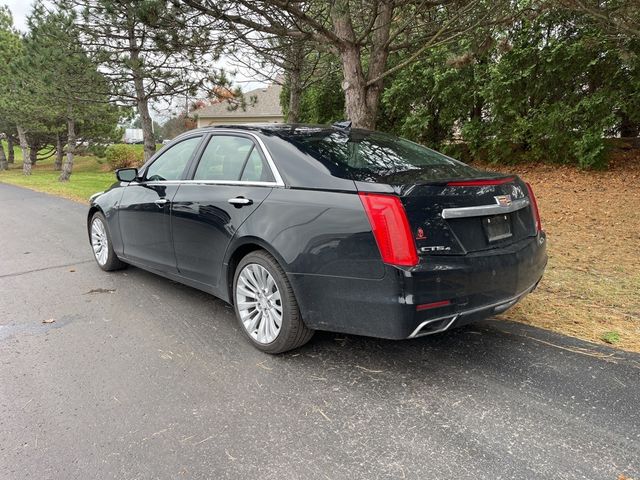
[59,0,227,160]
[24,2,120,180]
[0,6,22,171]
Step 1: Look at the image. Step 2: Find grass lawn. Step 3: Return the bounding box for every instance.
[1,143,638,353]
[0,152,115,203]
[1,139,23,162]
[0,141,162,202]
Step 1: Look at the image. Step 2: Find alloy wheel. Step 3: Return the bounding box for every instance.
[91,217,109,266]
[236,263,283,344]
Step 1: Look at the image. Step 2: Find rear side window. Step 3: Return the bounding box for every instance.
[145,136,202,181]
[194,135,274,182]
[280,129,478,182]
[241,148,275,182]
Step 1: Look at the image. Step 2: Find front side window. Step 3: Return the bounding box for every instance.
[194,135,273,182]
[145,136,202,181]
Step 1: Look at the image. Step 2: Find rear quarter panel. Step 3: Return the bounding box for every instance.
[226,188,397,332]
[231,189,383,279]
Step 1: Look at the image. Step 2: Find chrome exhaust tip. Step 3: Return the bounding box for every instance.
[493,298,519,313]
[409,314,459,338]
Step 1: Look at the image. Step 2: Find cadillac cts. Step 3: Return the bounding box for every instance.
[88,123,547,353]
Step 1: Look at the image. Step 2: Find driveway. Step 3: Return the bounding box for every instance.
[0,183,638,480]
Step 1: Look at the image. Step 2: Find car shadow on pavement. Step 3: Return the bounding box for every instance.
[122,264,640,390]
[126,267,640,376]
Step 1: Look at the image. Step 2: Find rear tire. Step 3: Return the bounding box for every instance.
[233,250,314,354]
[89,211,126,271]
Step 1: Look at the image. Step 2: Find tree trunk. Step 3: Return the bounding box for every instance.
[0,141,7,171]
[17,126,30,175]
[29,144,37,166]
[7,136,15,163]
[287,67,302,123]
[59,118,75,181]
[470,56,486,122]
[332,0,390,130]
[619,111,639,138]
[137,95,156,161]
[285,43,304,124]
[127,25,156,161]
[54,133,63,171]
[362,1,393,130]
[339,45,376,129]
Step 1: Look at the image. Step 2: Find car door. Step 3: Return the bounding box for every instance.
[118,135,203,272]
[171,133,280,289]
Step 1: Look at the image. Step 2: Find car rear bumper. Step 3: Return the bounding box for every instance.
[290,233,547,339]
[407,278,540,338]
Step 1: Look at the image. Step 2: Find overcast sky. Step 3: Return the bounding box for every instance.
[3,0,30,31]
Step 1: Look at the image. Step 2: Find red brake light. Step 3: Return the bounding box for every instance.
[416,300,451,311]
[525,182,542,232]
[447,177,515,187]
[359,193,419,267]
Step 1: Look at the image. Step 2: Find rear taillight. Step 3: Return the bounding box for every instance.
[526,182,542,232]
[359,193,419,267]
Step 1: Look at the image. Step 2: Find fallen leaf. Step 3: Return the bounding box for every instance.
[84,288,116,295]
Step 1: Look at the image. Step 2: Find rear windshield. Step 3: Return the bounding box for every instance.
[278,129,478,182]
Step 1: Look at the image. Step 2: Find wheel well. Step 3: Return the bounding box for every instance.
[87,206,101,231]
[226,243,265,304]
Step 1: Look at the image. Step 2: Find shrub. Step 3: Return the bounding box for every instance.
[88,143,109,158]
[105,144,143,170]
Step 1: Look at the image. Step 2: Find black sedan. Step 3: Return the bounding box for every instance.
[88,123,547,353]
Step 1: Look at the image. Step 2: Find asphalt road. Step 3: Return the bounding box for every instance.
[0,183,639,480]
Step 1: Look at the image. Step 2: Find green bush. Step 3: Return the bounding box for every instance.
[371,8,638,169]
[88,143,109,158]
[104,144,143,170]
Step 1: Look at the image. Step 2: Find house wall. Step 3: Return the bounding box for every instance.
[196,116,285,128]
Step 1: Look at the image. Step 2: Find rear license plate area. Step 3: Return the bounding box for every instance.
[483,214,512,242]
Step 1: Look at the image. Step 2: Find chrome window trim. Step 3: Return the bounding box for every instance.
[142,179,280,187]
[196,129,285,187]
[246,132,285,187]
[441,197,529,219]
[140,129,286,187]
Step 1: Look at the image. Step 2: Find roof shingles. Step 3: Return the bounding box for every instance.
[196,84,283,119]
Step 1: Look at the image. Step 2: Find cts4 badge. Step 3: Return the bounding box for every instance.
[420,246,452,253]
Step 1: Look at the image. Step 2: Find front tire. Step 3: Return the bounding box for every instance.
[233,250,314,354]
[89,212,126,271]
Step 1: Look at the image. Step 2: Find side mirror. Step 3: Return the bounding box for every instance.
[116,168,138,182]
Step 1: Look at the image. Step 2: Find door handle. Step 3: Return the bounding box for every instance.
[228,197,253,207]
[154,198,168,207]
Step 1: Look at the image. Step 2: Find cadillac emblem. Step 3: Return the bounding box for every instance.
[494,195,512,207]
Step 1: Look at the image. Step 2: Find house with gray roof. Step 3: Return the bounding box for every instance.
[195,83,285,127]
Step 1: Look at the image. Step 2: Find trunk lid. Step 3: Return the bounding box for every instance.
[359,169,538,255]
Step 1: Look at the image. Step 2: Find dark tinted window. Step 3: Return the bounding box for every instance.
[279,129,479,182]
[194,135,273,182]
[240,148,275,182]
[146,136,201,181]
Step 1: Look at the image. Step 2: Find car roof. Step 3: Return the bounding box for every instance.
[170,123,363,192]
[186,123,373,137]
